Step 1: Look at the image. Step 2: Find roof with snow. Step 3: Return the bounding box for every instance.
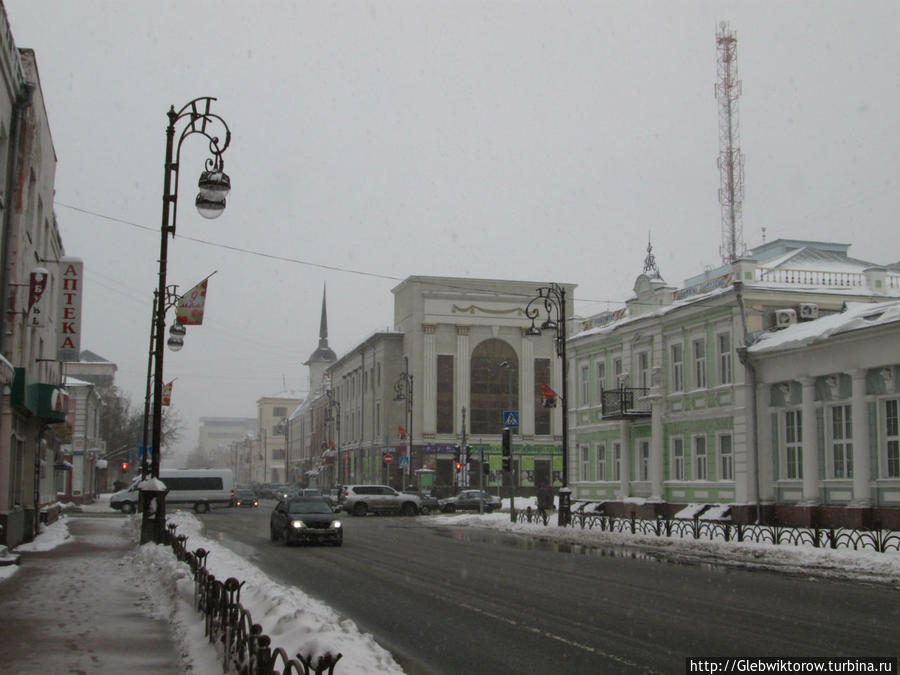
[748,300,900,354]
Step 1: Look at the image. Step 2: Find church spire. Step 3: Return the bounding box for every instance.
[318,284,329,348]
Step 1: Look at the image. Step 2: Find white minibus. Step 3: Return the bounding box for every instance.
[110,468,235,514]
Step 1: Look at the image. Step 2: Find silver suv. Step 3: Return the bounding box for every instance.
[340,485,420,517]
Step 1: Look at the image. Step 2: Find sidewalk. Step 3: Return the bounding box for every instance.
[0,514,185,674]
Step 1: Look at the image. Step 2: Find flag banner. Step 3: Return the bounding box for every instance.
[175,276,211,325]
[161,380,174,406]
[540,382,558,408]
[398,425,407,438]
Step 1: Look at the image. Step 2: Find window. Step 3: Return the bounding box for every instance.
[470,339,517,434]
[719,433,733,480]
[784,410,803,479]
[596,361,606,396]
[693,339,707,389]
[671,343,684,392]
[672,437,684,480]
[614,357,623,385]
[718,333,732,385]
[597,443,606,481]
[831,405,853,478]
[436,355,454,434]
[638,439,650,481]
[694,435,707,480]
[273,406,287,417]
[637,352,650,389]
[612,442,621,481]
[580,365,590,405]
[581,445,591,481]
[886,399,900,478]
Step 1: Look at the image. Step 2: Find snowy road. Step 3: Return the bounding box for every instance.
[199,506,900,674]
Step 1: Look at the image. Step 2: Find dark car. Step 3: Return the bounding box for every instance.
[232,489,258,507]
[270,497,343,546]
[403,489,440,515]
[439,490,502,513]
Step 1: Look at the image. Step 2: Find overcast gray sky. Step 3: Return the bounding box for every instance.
[6,1,900,461]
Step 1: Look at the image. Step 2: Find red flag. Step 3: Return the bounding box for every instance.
[398,425,407,438]
[161,380,174,407]
[540,382,558,408]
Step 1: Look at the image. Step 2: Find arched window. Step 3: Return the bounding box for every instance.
[470,339,518,435]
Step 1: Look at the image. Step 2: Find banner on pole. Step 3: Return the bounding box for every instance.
[175,274,214,325]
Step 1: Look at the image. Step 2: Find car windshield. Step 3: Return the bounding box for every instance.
[287,499,333,515]
[235,491,254,498]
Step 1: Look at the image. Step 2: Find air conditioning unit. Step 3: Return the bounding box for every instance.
[775,308,797,328]
[799,303,819,320]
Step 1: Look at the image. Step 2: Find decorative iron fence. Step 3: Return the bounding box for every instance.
[515,507,900,553]
[167,522,343,675]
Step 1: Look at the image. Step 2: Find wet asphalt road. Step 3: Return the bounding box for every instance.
[199,505,900,674]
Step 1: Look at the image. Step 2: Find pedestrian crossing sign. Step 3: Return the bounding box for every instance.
[502,411,519,427]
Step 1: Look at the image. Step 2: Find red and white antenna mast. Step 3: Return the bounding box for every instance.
[716,22,746,265]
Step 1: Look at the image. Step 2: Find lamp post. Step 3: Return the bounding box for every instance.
[143,97,231,544]
[325,389,341,485]
[394,371,413,490]
[524,283,570,527]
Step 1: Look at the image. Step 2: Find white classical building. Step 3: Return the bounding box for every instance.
[567,239,900,528]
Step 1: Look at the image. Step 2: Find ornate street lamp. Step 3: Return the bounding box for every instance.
[143,97,231,544]
[524,283,571,527]
[394,371,413,490]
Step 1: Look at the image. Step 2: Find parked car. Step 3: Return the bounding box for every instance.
[403,489,439,515]
[232,489,259,508]
[339,485,420,517]
[439,490,502,513]
[269,497,343,546]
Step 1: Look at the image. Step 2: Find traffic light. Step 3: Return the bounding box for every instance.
[502,427,511,472]
[454,444,461,464]
[455,461,462,472]
[120,462,129,472]
[465,445,473,464]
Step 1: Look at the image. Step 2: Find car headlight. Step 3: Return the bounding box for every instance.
[332,520,342,529]
[291,520,305,529]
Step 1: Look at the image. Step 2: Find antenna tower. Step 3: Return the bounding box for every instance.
[715,22,746,265]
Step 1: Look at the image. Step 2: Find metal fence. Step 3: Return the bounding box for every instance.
[515,507,900,553]
[167,522,343,675]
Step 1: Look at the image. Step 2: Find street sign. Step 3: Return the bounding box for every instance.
[502,411,519,427]
[398,455,409,468]
[383,454,394,464]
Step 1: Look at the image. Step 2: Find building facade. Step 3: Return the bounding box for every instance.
[748,300,900,529]
[568,239,900,528]
[60,376,103,504]
[257,393,302,484]
[0,19,74,547]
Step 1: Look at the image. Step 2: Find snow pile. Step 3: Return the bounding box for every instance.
[429,510,900,585]
[130,511,404,675]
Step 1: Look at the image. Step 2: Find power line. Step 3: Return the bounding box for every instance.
[54,200,649,309]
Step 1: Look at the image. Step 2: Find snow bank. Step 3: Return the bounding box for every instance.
[133,511,404,674]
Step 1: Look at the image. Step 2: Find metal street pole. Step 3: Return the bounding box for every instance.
[142,97,231,544]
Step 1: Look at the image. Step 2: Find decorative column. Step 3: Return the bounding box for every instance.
[799,377,819,505]
[850,369,872,507]
[619,420,631,500]
[455,326,470,432]
[422,324,437,435]
[520,329,535,437]
[648,393,664,501]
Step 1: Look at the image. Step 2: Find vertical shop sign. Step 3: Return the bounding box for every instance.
[57,257,84,361]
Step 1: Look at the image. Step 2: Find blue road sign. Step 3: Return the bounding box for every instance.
[502,411,519,427]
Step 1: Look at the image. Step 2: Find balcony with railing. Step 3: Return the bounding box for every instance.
[600,386,652,419]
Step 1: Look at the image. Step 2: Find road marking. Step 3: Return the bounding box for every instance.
[447,597,650,671]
